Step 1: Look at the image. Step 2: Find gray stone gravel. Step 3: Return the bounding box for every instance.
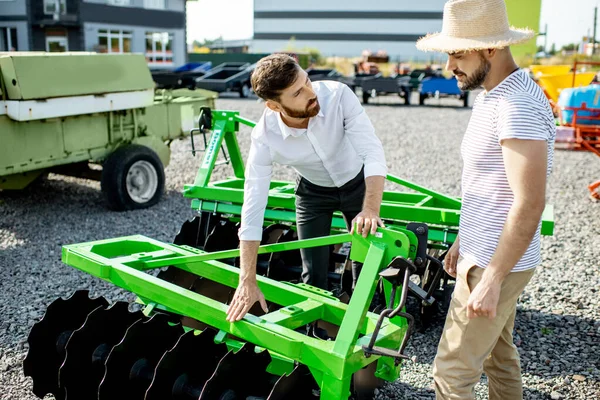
[1,92,599,399]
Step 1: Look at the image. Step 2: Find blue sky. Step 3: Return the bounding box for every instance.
[187,0,600,49]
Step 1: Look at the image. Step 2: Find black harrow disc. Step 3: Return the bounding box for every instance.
[173,212,238,252]
[156,266,200,298]
[161,214,239,330]
[158,215,207,297]
[267,364,320,400]
[199,344,278,400]
[98,313,184,400]
[352,362,385,400]
[203,218,240,254]
[146,329,228,400]
[23,290,109,400]
[58,301,145,399]
[173,215,209,249]
[264,225,303,282]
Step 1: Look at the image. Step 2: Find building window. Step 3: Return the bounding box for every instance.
[45,28,68,52]
[98,29,132,54]
[145,32,173,65]
[106,0,131,6]
[0,27,18,51]
[144,0,165,10]
[44,0,66,15]
[46,37,68,52]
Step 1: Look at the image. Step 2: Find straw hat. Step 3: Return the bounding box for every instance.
[416,0,536,53]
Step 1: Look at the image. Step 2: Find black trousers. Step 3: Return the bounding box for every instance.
[294,168,365,290]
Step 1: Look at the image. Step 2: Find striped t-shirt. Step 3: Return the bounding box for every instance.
[459,69,556,272]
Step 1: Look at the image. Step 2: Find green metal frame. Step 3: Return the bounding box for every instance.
[56,109,556,399]
[62,228,418,400]
[182,110,554,242]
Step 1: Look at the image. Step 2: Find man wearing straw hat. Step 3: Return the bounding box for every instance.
[416,0,556,399]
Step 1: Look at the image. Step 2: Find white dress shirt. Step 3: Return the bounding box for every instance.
[238,80,388,241]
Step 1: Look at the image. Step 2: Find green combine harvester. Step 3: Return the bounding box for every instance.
[24,110,555,399]
[0,52,216,210]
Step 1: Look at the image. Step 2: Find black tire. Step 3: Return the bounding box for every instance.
[463,91,470,107]
[362,91,370,104]
[419,93,426,106]
[239,83,251,98]
[402,88,411,105]
[183,78,196,90]
[101,145,165,211]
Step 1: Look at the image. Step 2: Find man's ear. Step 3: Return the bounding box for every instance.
[265,100,282,113]
[486,48,498,59]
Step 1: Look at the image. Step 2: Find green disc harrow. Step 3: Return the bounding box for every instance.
[24,109,554,400]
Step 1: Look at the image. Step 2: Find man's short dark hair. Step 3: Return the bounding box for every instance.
[251,54,300,101]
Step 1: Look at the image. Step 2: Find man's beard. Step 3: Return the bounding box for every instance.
[455,54,491,91]
[282,98,320,119]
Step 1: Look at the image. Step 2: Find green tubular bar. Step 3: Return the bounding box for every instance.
[62,228,416,400]
[182,110,554,240]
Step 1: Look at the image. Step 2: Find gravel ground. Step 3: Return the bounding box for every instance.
[1,92,599,400]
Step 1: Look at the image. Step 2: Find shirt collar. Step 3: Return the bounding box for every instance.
[277,113,300,139]
[276,107,325,140]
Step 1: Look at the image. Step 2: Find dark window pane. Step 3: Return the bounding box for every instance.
[111,37,119,53]
[123,37,131,53]
[10,28,17,51]
[0,30,7,52]
[48,40,67,52]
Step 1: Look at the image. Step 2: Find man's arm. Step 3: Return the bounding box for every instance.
[339,85,388,236]
[226,240,266,322]
[485,138,547,280]
[352,175,385,237]
[467,138,547,319]
[340,85,388,179]
[443,234,460,278]
[226,137,272,322]
[363,176,385,213]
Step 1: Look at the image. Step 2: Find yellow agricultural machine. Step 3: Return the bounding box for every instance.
[552,62,600,199]
[530,62,597,107]
[532,61,600,198]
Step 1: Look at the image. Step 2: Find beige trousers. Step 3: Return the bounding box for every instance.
[433,257,535,400]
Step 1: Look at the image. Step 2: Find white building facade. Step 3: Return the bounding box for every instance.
[251,0,447,61]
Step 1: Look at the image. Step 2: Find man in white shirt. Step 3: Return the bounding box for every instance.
[226,54,388,322]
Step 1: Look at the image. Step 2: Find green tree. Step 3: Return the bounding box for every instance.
[561,43,578,52]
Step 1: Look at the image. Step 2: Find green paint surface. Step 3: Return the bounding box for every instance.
[505,0,543,58]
